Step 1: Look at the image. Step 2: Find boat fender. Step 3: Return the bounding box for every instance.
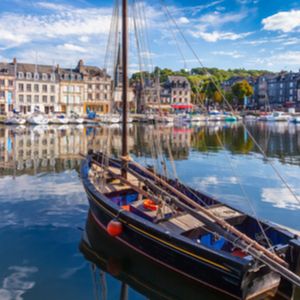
[107,219,123,237]
[143,199,158,211]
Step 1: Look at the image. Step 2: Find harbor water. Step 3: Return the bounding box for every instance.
[0,122,299,299]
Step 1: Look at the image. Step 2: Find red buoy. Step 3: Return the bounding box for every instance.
[107,219,123,237]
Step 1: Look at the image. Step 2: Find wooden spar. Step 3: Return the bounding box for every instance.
[128,160,287,266]
[121,0,128,178]
[122,167,300,288]
[91,158,162,203]
[89,156,300,288]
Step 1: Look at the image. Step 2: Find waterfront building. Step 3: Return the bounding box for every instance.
[76,60,112,114]
[0,63,15,114]
[0,58,114,116]
[58,65,85,116]
[140,75,191,112]
[112,45,135,112]
[13,59,60,114]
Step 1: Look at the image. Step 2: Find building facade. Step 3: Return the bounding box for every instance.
[0,63,15,114]
[14,60,60,114]
[0,58,115,116]
[77,60,112,114]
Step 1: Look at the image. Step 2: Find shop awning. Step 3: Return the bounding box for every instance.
[171,104,193,109]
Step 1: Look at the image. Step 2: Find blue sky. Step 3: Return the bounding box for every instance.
[0,0,300,73]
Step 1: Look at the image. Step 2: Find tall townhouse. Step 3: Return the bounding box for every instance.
[0,63,15,114]
[167,76,191,105]
[58,66,85,116]
[13,59,60,114]
[76,60,112,114]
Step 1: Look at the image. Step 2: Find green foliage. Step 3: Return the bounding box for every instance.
[231,80,254,103]
[131,66,270,105]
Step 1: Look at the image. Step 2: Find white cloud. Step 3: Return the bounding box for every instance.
[178,17,190,25]
[262,10,300,32]
[0,266,38,300]
[57,43,87,53]
[262,187,300,210]
[213,50,244,58]
[198,11,248,27]
[191,30,252,42]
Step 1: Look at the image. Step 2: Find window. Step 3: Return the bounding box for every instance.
[50,85,55,93]
[88,93,92,100]
[27,106,31,112]
[75,86,80,93]
[63,86,67,92]
[173,91,177,95]
[69,85,74,92]
[42,73,47,81]
[96,93,100,100]
[34,95,39,103]
[26,72,32,79]
[88,84,92,89]
[42,85,47,92]
[42,95,47,103]
[18,83,24,92]
[69,96,74,103]
[76,96,80,103]
[0,91,5,98]
[50,96,55,103]
[0,79,4,86]
[290,82,294,88]
[18,72,24,79]
[19,95,24,102]
[34,73,39,80]
[63,96,68,103]
[104,94,107,100]
[26,84,31,92]
[27,95,32,103]
[34,84,39,92]
[50,74,55,81]
[96,84,100,90]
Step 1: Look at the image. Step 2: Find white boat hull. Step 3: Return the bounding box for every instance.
[27,115,49,125]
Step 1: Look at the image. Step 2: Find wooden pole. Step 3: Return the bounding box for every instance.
[129,160,288,266]
[121,0,128,178]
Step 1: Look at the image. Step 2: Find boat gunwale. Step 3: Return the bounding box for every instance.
[81,156,257,271]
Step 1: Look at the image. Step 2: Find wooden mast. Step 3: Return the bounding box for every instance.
[121,0,128,178]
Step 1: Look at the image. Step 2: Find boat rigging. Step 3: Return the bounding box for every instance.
[81,0,300,299]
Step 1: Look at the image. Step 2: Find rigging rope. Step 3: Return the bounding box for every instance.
[158,0,300,205]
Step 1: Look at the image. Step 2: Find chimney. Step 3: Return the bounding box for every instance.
[78,59,84,72]
[56,64,60,73]
[13,57,17,65]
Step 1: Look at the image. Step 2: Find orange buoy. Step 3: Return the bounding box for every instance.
[143,199,158,211]
[107,219,123,237]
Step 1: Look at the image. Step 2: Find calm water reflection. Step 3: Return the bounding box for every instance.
[0,122,299,299]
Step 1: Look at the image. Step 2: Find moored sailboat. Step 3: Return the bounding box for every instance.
[80,1,300,299]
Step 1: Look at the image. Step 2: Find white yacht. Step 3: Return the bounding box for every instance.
[101,114,122,124]
[27,113,49,125]
[263,112,291,122]
[68,113,84,124]
[49,114,69,124]
[4,115,26,125]
[207,110,222,122]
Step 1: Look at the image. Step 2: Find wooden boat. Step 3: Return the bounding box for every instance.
[80,1,300,299]
[81,152,300,300]
[80,211,235,300]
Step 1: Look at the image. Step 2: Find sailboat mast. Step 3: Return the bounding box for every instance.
[121,0,128,177]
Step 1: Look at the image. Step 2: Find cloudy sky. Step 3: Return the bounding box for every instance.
[0,0,300,72]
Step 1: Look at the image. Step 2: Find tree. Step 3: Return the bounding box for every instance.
[231,80,254,104]
[212,91,223,103]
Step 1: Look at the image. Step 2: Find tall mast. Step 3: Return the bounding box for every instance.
[121,0,128,177]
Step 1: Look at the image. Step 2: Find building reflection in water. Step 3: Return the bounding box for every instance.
[1,122,300,176]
